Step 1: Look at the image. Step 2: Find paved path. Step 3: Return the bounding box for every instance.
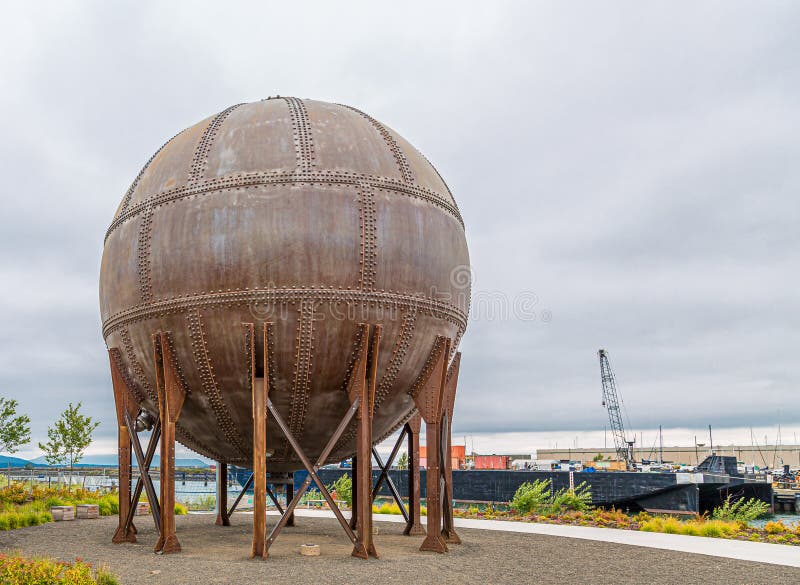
[294,509,800,567]
[3,513,800,584]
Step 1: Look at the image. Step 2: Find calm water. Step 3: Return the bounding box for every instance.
[751,513,799,528]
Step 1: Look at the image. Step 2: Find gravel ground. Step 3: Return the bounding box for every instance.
[2,514,799,585]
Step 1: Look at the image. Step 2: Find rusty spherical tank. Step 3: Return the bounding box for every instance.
[100,98,470,471]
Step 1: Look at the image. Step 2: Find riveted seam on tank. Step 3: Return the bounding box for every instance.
[338,104,414,184]
[374,311,416,411]
[117,128,187,220]
[162,330,190,396]
[282,97,316,172]
[187,104,245,186]
[333,325,370,449]
[136,205,154,303]
[175,423,226,462]
[412,146,460,214]
[187,309,249,458]
[109,346,148,405]
[119,328,158,404]
[372,406,419,448]
[338,325,366,395]
[285,301,314,458]
[101,289,467,340]
[357,183,377,291]
[409,335,447,399]
[104,170,462,243]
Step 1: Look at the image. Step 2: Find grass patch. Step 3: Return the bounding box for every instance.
[0,503,53,531]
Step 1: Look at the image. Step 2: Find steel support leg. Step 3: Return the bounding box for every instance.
[349,455,358,530]
[350,324,381,559]
[412,337,451,553]
[441,352,461,544]
[153,332,186,554]
[286,473,295,527]
[109,349,137,544]
[403,414,425,536]
[248,323,269,559]
[216,462,230,526]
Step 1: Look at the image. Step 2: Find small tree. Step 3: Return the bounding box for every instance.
[0,397,31,485]
[38,402,99,486]
[0,397,31,456]
[397,451,409,470]
[329,473,352,508]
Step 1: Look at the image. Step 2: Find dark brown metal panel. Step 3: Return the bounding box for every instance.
[204,100,296,176]
[130,117,213,207]
[99,215,144,321]
[308,100,404,180]
[372,188,470,312]
[382,125,458,208]
[146,185,363,298]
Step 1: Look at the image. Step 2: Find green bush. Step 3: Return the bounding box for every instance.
[712,495,770,523]
[302,489,323,505]
[329,474,352,508]
[97,494,119,516]
[0,504,52,531]
[549,482,592,513]
[510,480,593,515]
[174,502,188,515]
[510,480,551,514]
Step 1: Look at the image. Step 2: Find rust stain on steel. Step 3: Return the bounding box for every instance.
[100,98,470,471]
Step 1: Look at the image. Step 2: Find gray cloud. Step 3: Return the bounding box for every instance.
[1,1,797,454]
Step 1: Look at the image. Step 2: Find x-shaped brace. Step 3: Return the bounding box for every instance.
[265,396,362,551]
[226,472,286,517]
[121,411,162,534]
[371,428,410,523]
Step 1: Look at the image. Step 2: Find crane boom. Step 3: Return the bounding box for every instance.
[598,349,634,469]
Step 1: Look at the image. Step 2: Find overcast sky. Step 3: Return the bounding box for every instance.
[1,1,798,458]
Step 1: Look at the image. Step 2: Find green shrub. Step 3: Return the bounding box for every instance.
[0,503,53,531]
[549,482,592,513]
[301,489,323,505]
[329,474,352,508]
[510,480,551,514]
[97,494,119,516]
[174,502,188,515]
[712,495,770,523]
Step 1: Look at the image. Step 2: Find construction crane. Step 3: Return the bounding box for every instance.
[598,349,636,470]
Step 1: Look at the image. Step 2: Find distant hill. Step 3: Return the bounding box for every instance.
[29,454,210,468]
[0,454,36,467]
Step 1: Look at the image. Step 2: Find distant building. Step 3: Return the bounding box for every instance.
[536,445,800,468]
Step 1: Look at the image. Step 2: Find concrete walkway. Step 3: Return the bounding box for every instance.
[286,509,800,568]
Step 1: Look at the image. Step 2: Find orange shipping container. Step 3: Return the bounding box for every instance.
[420,445,465,460]
[474,455,508,469]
